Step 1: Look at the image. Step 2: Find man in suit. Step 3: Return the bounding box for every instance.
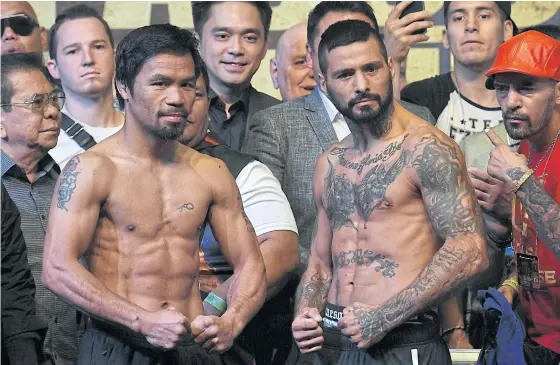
[244,1,435,269]
[192,1,280,151]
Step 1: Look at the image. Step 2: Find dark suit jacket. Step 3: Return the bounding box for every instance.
[210,86,279,151]
[243,87,435,270]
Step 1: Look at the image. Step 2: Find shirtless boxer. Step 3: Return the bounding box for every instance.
[292,20,488,365]
[42,24,266,365]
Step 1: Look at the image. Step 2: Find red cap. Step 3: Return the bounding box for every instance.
[486,30,560,89]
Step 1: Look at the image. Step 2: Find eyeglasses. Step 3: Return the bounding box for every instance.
[1,14,39,37]
[1,90,66,113]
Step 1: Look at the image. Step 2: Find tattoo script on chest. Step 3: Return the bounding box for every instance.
[323,137,410,230]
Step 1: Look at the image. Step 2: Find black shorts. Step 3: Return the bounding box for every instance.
[312,309,452,365]
[77,320,227,365]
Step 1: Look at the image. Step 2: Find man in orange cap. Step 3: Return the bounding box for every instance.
[485,30,560,364]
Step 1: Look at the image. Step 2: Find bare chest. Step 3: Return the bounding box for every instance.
[324,145,415,231]
[101,166,211,239]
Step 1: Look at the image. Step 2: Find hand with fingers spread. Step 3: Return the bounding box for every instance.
[292,307,324,354]
[468,167,512,220]
[191,315,235,353]
[486,130,531,190]
[338,303,386,349]
[139,307,190,349]
[384,1,434,64]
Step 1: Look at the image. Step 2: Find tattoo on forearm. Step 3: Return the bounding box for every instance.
[353,242,480,339]
[323,149,409,230]
[516,176,560,258]
[410,136,482,238]
[57,156,80,211]
[295,271,332,314]
[330,134,408,175]
[334,249,399,278]
[242,210,255,233]
[178,203,194,212]
[506,168,525,181]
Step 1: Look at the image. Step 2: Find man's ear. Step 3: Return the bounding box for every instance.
[116,81,130,105]
[388,57,395,81]
[555,81,560,106]
[318,71,327,96]
[40,27,47,53]
[46,59,60,80]
[503,20,514,41]
[442,29,449,49]
[1,116,8,140]
[270,58,279,89]
[306,42,313,69]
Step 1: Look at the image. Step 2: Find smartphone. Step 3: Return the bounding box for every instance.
[396,1,427,35]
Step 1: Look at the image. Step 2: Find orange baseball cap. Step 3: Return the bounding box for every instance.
[486,30,560,89]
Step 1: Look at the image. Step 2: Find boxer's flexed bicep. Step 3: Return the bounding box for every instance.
[44,153,113,270]
[204,158,266,342]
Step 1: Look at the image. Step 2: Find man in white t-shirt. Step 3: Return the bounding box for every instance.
[402,1,516,145]
[46,5,124,168]
[178,64,299,365]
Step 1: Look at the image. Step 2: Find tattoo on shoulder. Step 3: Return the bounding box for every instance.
[57,156,80,212]
[178,203,194,212]
[334,249,399,278]
[409,136,482,238]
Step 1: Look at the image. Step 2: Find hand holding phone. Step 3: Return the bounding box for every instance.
[384,1,433,62]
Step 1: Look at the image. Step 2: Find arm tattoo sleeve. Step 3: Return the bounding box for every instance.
[294,270,332,315]
[57,156,80,212]
[509,168,560,259]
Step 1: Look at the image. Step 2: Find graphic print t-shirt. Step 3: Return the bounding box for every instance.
[401,72,503,144]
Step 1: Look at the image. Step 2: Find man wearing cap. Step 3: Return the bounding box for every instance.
[1,1,46,55]
[401,1,516,348]
[485,30,560,365]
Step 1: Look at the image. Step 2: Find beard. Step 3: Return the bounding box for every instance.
[503,95,553,141]
[329,78,394,138]
[147,122,187,141]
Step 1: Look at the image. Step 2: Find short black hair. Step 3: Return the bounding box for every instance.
[192,1,273,40]
[115,24,202,110]
[48,5,114,61]
[1,53,50,112]
[521,24,560,40]
[318,20,387,77]
[307,1,378,51]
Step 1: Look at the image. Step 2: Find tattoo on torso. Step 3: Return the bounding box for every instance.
[178,203,194,212]
[323,147,410,230]
[334,249,399,278]
[330,135,408,175]
[57,156,80,211]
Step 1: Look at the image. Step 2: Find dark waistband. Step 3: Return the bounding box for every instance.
[321,308,440,351]
[90,319,196,352]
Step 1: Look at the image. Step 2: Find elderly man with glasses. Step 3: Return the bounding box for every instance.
[1,53,82,365]
[1,1,46,55]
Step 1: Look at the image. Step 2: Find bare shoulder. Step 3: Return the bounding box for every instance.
[404,121,464,161]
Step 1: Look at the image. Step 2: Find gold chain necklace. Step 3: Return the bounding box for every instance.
[527,127,560,179]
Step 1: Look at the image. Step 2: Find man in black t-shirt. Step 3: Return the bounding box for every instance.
[401,1,516,145]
